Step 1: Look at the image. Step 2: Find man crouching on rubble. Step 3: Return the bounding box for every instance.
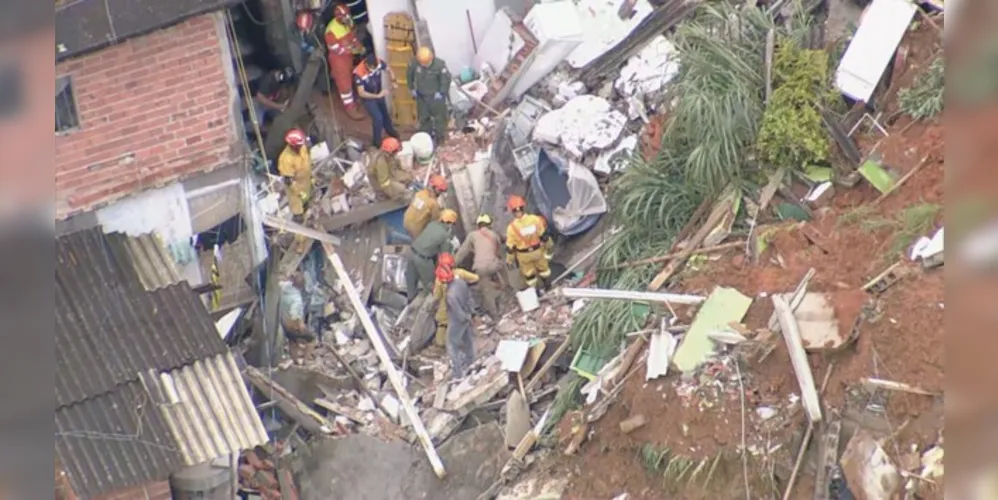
[437,264,477,378]
[279,272,317,365]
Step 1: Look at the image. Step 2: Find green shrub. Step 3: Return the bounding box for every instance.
[756,42,833,169]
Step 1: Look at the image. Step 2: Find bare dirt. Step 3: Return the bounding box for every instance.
[547,21,946,500]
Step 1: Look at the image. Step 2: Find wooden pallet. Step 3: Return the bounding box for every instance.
[384,12,418,127]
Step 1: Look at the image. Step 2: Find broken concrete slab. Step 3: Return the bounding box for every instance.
[445,367,510,414]
[840,430,902,500]
[504,391,531,448]
[776,292,858,352]
[497,477,570,500]
[297,422,508,500]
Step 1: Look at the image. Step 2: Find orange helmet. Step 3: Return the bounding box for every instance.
[428,174,448,192]
[295,12,313,32]
[381,137,401,153]
[435,265,454,283]
[333,4,350,19]
[437,252,455,268]
[506,195,526,211]
[285,128,306,147]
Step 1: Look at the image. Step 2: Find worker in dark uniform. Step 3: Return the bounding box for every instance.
[252,67,294,128]
[406,47,451,145]
[353,51,400,148]
[405,209,458,302]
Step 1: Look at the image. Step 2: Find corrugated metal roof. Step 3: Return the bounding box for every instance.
[56,228,229,407]
[55,381,184,499]
[56,228,267,498]
[141,353,269,465]
[328,219,387,305]
[105,232,184,290]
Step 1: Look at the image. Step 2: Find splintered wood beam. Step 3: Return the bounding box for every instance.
[321,242,446,478]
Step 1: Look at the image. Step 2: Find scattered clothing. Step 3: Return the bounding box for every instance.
[403,188,442,239]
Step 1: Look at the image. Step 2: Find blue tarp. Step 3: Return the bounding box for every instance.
[529,149,602,237]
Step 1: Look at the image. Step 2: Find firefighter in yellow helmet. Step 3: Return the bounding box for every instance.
[277,128,312,222]
[505,195,554,290]
[454,213,504,318]
[406,46,451,145]
[405,208,458,302]
[403,173,447,239]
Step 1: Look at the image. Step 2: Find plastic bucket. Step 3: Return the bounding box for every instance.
[515,288,540,313]
[410,132,435,165]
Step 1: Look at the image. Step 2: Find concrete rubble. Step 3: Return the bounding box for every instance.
[223,1,946,498]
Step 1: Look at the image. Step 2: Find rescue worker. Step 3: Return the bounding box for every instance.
[431,252,479,347]
[444,267,477,378]
[403,174,448,239]
[405,209,458,302]
[324,4,364,118]
[252,67,294,127]
[406,47,451,145]
[505,195,554,290]
[279,272,317,365]
[353,51,400,148]
[365,137,413,202]
[454,213,504,319]
[277,129,312,222]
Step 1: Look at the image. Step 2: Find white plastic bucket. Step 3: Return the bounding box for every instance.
[516,288,540,313]
[410,132,435,165]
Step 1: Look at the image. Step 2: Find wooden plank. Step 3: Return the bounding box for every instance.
[648,192,735,291]
[314,398,368,424]
[243,365,335,435]
[321,242,447,478]
[263,215,342,245]
[265,51,325,161]
[773,295,822,423]
[318,199,407,232]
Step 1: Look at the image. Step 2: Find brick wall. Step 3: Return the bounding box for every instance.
[55,12,243,220]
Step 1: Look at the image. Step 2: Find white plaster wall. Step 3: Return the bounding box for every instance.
[416,0,497,74]
[365,0,413,62]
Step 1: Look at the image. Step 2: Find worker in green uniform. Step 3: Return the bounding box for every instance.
[405,209,458,302]
[407,46,451,145]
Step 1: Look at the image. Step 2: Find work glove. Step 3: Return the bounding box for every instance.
[506,253,516,266]
[544,251,553,261]
[410,89,418,98]
[282,176,292,186]
[433,92,444,100]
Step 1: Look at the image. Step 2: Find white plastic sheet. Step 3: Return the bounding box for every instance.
[614,36,680,98]
[532,95,627,158]
[552,161,608,231]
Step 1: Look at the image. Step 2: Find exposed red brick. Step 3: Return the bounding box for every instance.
[55,12,241,219]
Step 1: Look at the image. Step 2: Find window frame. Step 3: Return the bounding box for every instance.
[55,74,81,135]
